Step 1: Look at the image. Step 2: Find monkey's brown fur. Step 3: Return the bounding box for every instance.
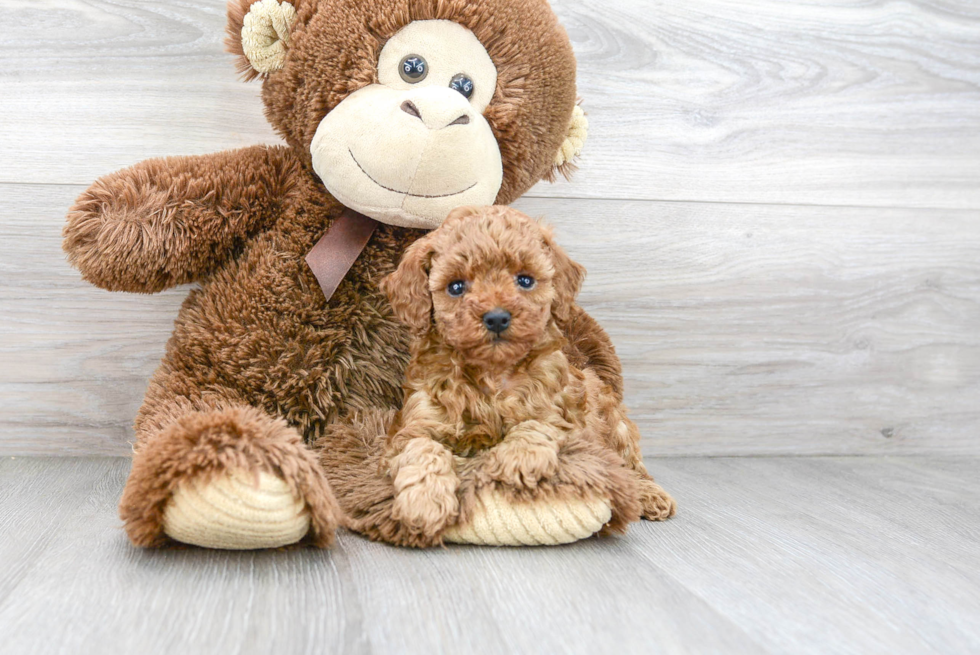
[64,0,628,548]
[319,207,675,546]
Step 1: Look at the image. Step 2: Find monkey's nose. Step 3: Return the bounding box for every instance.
[400,100,422,119]
[482,309,512,335]
[400,99,471,129]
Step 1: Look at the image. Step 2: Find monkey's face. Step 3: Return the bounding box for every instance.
[310,21,503,229]
[230,0,585,230]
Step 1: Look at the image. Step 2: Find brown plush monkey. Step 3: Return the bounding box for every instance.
[63,0,636,549]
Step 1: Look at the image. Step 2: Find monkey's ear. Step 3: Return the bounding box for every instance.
[380,234,438,333]
[551,104,589,181]
[227,0,299,80]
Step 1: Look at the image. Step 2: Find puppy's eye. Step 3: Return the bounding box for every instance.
[399,55,428,83]
[449,74,474,99]
[516,275,536,290]
[447,280,467,297]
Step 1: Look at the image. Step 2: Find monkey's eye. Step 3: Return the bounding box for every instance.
[399,55,428,83]
[447,280,467,297]
[516,275,536,290]
[449,74,474,99]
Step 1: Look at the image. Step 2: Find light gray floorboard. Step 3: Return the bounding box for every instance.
[2,0,979,208]
[4,184,978,456]
[1,456,978,655]
[632,457,980,655]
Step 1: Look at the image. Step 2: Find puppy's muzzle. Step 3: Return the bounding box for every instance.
[482,308,511,335]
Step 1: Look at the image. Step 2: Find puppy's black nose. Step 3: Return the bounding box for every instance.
[482,308,511,335]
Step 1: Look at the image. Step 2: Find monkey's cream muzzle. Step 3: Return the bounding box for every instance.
[240,11,588,230]
[309,19,503,229]
[311,84,503,229]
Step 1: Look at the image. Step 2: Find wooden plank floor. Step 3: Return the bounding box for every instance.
[2,455,979,655]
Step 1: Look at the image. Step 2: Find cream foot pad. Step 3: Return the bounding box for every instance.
[443,488,612,546]
[162,469,310,550]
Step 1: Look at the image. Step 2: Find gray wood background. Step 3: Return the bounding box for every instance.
[1,0,978,456]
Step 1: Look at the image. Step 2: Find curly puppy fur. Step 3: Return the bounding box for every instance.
[326,207,674,544]
[65,0,620,548]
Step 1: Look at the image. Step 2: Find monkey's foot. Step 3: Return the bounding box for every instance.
[120,405,340,549]
[443,489,612,546]
[162,468,310,550]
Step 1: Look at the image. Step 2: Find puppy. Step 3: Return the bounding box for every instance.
[380,206,675,538]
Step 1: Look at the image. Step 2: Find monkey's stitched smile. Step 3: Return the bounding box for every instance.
[348,149,478,199]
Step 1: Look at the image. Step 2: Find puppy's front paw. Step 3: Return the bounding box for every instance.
[485,424,561,488]
[391,481,459,537]
[638,479,676,521]
[390,438,460,537]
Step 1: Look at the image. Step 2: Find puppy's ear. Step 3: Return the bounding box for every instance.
[381,233,438,332]
[541,225,586,323]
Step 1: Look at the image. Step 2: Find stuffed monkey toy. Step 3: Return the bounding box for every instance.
[64,0,640,549]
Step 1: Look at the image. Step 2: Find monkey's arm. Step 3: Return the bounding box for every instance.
[64,145,300,293]
[559,305,625,400]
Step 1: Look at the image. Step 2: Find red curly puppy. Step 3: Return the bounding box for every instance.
[379,206,675,538]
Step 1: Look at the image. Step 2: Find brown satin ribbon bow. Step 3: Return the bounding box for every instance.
[305,208,379,301]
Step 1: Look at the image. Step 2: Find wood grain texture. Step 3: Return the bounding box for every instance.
[1,455,978,655]
[516,196,980,457]
[552,0,980,208]
[0,185,980,455]
[2,0,979,455]
[2,184,977,456]
[1,0,979,208]
[631,456,980,655]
